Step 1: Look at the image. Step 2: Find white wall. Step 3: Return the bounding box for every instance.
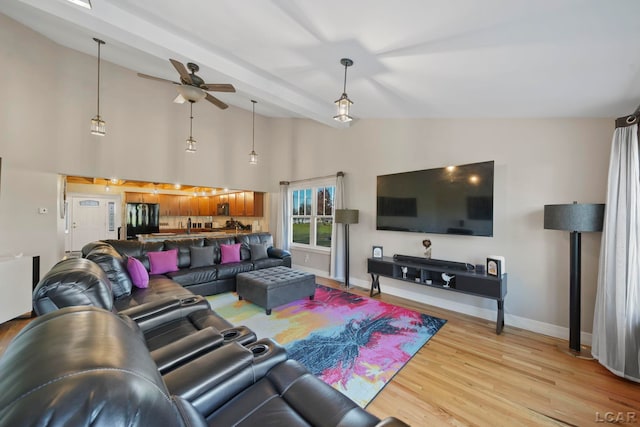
[0,13,616,341]
[269,117,612,340]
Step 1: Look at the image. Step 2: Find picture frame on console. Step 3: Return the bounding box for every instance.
[486,257,501,277]
[372,246,383,258]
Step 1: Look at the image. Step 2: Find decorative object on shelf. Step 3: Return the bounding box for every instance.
[372,246,383,258]
[333,58,354,123]
[249,100,258,165]
[441,272,455,288]
[422,239,432,258]
[544,201,605,358]
[400,266,408,279]
[185,101,197,153]
[90,37,106,136]
[486,257,501,277]
[335,208,359,288]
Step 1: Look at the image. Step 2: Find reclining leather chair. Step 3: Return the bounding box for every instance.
[0,306,409,427]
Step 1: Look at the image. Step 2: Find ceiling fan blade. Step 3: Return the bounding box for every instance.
[205,93,228,109]
[170,59,193,85]
[137,73,179,85]
[202,83,236,93]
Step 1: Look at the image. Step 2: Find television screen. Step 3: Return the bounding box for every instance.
[376,161,494,236]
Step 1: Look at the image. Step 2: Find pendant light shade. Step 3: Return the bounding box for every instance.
[90,38,106,136]
[185,101,197,153]
[249,100,258,165]
[333,58,354,123]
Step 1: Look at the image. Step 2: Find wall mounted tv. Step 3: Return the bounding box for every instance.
[376,160,494,237]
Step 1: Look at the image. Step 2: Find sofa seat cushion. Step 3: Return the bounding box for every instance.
[113,276,192,311]
[252,257,286,270]
[166,267,218,287]
[215,261,253,280]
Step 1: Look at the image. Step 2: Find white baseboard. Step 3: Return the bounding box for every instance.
[310,272,592,346]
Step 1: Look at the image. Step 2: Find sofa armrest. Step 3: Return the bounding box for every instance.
[267,247,291,259]
[163,342,256,416]
[120,296,209,331]
[375,417,411,427]
[151,327,224,375]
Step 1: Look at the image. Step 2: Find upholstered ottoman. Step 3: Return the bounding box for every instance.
[236,266,316,315]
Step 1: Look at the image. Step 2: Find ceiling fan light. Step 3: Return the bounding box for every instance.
[90,115,106,135]
[177,85,206,103]
[185,137,197,153]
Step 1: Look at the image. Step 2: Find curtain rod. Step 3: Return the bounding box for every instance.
[281,172,343,185]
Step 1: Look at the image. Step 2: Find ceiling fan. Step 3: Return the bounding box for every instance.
[138,59,235,109]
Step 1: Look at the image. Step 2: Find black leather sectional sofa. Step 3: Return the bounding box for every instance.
[10,232,411,425]
[0,305,409,426]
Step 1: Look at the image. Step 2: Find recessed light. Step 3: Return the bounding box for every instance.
[67,0,92,9]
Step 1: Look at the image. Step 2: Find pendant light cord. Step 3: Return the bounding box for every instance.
[189,101,193,138]
[252,100,256,151]
[93,38,105,117]
[343,63,348,94]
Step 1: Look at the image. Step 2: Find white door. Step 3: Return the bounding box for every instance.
[69,196,118,251]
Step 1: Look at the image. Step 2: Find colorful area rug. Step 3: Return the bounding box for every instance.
[207,285,446,407]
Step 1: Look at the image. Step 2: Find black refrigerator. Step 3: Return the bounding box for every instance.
[126,203,160,239]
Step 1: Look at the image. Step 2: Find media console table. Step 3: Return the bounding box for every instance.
[367,255,507,334]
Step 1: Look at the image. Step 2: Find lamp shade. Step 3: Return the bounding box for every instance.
[543,203,605,232]
[335,209,359,224]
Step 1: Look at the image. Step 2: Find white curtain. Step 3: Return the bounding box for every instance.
[592,123,640,382]
[276,181,290,251]
[330,172,345,281]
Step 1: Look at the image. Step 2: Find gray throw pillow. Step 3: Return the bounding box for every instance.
[250,243,269,261]
[190,245,215,268]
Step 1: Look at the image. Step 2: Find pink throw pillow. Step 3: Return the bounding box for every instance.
[148,249,179,275]
[127,256,149,288]
[220,243,241,264]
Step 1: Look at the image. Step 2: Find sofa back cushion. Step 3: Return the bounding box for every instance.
[148,249,179,275]
[236,233,274,261]
[32,258,114,315]
[164,238,204,268]
[85,244,133,299]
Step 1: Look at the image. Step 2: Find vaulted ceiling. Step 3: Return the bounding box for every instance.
[2,0,640,127]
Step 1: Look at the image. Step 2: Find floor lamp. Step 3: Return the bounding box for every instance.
[335,209,359,288]
[544,202,605,358]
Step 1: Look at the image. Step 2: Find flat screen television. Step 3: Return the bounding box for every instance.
[376,160,494,236]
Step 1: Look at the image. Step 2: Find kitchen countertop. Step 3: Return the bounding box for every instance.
[137,229,252,242]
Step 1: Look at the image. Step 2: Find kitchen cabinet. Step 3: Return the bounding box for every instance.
[178,196,199,216]
[229,192,246,216]
[198,197,210,216]
[125,192,158,203]
[158,194,180,216]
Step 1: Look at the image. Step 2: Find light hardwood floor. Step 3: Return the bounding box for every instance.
[1,278,638,426]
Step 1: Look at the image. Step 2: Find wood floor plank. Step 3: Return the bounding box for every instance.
[1,278,638,426]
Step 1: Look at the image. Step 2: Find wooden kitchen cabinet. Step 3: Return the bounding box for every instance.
[229,192,246,216]
[126,192,159,204]
[158,194,180,216]
[245,192,264,216]
[198,197,210,216]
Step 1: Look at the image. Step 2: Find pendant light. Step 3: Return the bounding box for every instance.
[90,38,106,136]
[333,58,354,123]
[185,101,197,153]
[249,100,258,165]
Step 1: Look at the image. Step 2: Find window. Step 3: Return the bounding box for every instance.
[290,182,335,250]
